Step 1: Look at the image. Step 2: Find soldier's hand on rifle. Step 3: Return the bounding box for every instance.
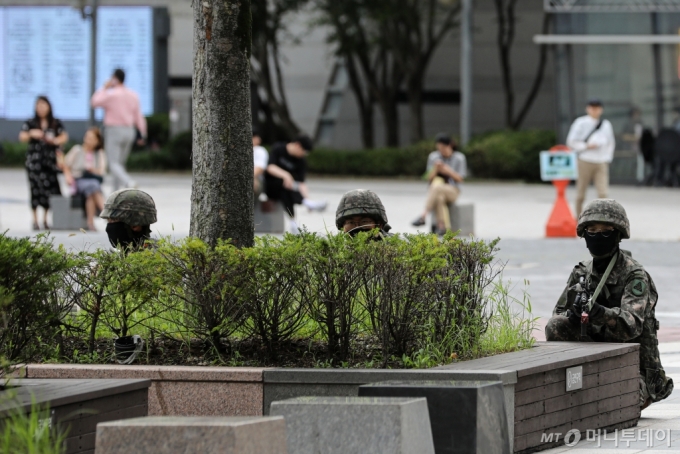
[567,306,581,326]
[587,301,606,323]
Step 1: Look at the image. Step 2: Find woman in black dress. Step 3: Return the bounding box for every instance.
[18,96,69,230]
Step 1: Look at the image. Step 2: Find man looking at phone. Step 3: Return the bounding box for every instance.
[411,133,467,235]
[91,68,147,190]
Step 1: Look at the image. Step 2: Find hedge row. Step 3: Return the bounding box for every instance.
[1,129,556,182]
[0,231,534,369]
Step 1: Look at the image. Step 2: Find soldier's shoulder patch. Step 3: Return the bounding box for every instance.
[631,278,647,296]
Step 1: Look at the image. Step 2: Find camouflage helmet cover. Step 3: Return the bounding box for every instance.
[577,199,630,239]
[100,189,157,226]
[335,189,389,230]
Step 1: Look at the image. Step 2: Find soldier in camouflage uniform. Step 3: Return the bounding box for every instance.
[335,189,391,238]
[546,199,673,409]
[100,188,157,250]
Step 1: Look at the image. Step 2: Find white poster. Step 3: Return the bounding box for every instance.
[4,7,91,120]
[96,7,154,118]
[1,6,154,121]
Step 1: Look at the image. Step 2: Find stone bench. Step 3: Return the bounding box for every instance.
[431,202,475,236]
[359,380,510,454]
[254,200,285,234]
[49,195,88,230]
[95,416,287,454]
[0,378,150,454]
[270,396,434,454]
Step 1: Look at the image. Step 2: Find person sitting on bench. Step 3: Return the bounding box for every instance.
[265,135,327,234]
[411,133,467,235]
[60,127,107,231]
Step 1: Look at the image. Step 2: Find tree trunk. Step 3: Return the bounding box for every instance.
[191,0,254,248]
[511,14,551,130]
[407,78,424,143]
[382,95,400,147]
[345,56,375,148]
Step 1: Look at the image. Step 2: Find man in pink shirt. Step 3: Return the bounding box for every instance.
[91,69,147,190]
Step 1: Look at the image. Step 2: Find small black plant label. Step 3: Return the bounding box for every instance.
[566,366,583,392]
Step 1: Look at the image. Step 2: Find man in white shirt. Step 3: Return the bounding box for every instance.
[566,99,616,216]
[253,131,269,198]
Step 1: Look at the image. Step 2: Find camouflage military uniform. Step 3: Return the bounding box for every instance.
[101,189,157,250]
[546,199,673,407]
[335,189,392,238]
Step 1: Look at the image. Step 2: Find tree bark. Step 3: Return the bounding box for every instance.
[345,56,375,148]
[511,14,551,130]
[191,0,254,248]
[494,0,517,129]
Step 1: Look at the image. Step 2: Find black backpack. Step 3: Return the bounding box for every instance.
[639,128,655,163]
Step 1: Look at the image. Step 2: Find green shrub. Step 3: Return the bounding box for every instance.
[0,232,535,368]
[307,142,434,177]
[0,142,26,168]
[146,113,170,148]
[126,130,192,171]
[2,129,556,181]
[464,129,556,182]
[0,233,73,361]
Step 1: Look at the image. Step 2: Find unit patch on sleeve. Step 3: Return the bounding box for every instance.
[631,279,646,297]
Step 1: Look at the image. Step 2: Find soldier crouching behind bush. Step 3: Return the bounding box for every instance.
[100,188,157,251]
[335,189,391,239]
[545,199,673,409]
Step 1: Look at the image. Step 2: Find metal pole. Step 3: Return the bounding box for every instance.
[652,12,664,130]
[460,0,473,146]
[88,0,99,126]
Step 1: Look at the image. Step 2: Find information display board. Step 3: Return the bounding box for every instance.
[540,151,579,181]
[1,6,154,121]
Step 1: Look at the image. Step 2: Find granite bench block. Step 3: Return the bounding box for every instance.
[95,416,287,454]
[359,380,510,454]
[270,396,435,454]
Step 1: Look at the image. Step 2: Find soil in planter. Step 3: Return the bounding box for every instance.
[38,336,405,369]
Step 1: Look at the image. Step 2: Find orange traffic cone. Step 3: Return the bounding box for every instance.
[546,145,577,238]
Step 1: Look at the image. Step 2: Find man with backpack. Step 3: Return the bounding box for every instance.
[567,99,616,216]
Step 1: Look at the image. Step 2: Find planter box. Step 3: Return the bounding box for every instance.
[439,342,640,453]
[22,342,640,453]
[22,364,266,417]
[0,378,150,454]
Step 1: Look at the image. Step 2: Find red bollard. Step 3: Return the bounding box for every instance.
[546,145,577,238]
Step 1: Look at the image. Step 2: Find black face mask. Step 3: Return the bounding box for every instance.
[106,222,150,250]
[584,231,619,258]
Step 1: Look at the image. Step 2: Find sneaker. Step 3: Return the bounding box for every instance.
[411,216,426,227]
[289,219,300,235]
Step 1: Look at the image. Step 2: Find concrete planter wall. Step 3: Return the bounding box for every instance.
[21,342,640,453]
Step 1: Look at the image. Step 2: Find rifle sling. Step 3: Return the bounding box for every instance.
[587,252,618,311]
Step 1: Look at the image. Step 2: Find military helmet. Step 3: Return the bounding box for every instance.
[577,199,630,239]
[335,189,389,230]
[100,189,157,226]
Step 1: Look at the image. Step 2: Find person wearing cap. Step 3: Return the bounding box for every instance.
[265,135,327,234]
[100,188,157,251]
[567,99,616,217]
[411,133,467,235]
[546,199,672,409]
[335,189,391,239]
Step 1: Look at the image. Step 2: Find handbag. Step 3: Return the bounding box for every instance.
[81,170,104,183]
